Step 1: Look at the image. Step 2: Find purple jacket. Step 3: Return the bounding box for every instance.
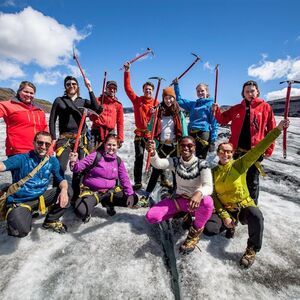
[72,151,134,196]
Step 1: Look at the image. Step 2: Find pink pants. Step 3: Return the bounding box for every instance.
[146,196,214,230]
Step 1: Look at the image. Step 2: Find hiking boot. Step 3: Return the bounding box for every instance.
[106,206,116,216]
[225,227,235,239]
[240,247,256,268]
[179,226,203,254]
[132,183,143,191]
[43,220,67,234]
[136,195,149,208]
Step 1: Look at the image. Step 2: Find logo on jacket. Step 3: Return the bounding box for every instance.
[235,114,240,118]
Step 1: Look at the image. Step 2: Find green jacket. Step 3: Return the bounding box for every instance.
[213,127,281,220]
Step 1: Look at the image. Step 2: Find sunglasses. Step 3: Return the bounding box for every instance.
[36,141,51,148]
[180,143,195,149]
[66,82,77,87]
[218,149,233,154]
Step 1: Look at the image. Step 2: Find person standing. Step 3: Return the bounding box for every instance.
[212,80,276,204]
[123,62,158,190]
[173,79,218,159]
[0,81,48,157]
[0,131,70,237]
[204,120,289,268]
[90,80,124,148]
[49,76,98,200]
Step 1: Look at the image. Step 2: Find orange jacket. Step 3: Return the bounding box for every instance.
[124,71,158,137]
[91,95,124,142]
[214,98,276,156]
[0,98,48,156]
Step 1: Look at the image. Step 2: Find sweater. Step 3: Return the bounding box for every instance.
[150,154,213,198]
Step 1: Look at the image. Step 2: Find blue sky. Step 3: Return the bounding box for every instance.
[0,0,299,108]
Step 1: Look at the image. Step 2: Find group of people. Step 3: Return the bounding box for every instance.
[0,62,289,269]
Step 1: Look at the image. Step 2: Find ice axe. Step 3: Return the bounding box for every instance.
[73,108,99,153]
[171,53,201,85]
[214,64,220,105]
[145,76,165,172]
[73,45,87,82]
[101,71,107,105]
[120,47,154,70]
[279,80,300,158]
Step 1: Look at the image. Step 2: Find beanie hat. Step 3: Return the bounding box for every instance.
[106,80,118,89]
[241,80,260,97]
[162,86,176,99]
[64,76,78,86]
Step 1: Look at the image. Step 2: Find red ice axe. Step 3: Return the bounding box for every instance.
[120,48,154,70]
[279,80,300,159]
[73,108,99,153]
[171,53,201,84]
[73,46,87,82]
[145,76,165,172]
[73,108,87,153]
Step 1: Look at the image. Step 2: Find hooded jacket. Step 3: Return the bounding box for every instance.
[214,98,276,156]
[174,83,218,142]
[72,151,134,196]
[0,98,48,156]
[90,95,124,142]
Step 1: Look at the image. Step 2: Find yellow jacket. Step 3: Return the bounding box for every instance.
[213,127,281,220]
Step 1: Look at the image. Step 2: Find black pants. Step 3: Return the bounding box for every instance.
[190,130,210,159]
[204,206,264,251]
[6,187,71,238]
[133,136,147,185]
[146,144,177,193]
[74,190,138,220]
[55,137,85,200]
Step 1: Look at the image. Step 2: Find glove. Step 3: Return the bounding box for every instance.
[209,142,215,152]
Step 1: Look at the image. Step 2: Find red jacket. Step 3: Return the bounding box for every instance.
[90,95,124,142]
[215,98,276,157]
[124,71,158,137]
[0,99,48,156]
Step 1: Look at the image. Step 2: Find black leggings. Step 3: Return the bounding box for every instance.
[204,206,264,251]
[74,190,138,220]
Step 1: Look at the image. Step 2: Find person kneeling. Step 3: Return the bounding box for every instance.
[69,133,138,222]
[0,131,70,237]
[145,136,214,253]
[204,120,289,268]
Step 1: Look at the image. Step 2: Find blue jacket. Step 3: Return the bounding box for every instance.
[3,151,64,203]
[174,83,218,142]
